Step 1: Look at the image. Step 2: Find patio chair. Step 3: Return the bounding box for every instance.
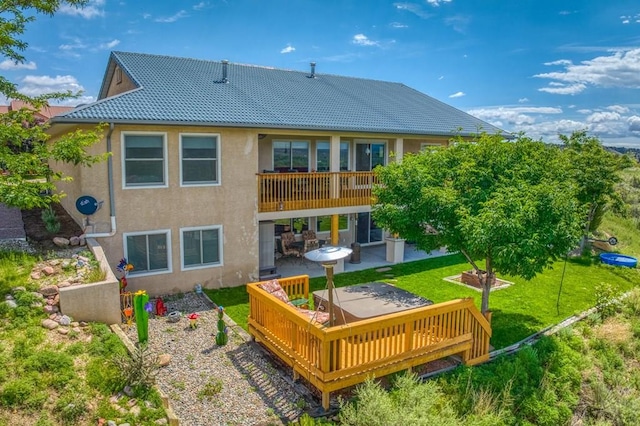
[301,230,317,242]
[280,232,303,258]
[304,238,319,253]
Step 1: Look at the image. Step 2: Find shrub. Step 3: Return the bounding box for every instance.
[594,282,621,319]
[41,206,61,234]
[25,350,73,373]
[111,345,158,390]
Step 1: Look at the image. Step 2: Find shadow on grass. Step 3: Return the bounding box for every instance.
[489,310,544,350]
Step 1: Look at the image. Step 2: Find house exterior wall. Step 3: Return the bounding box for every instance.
[53,124,259,296]
[104,66,137,98]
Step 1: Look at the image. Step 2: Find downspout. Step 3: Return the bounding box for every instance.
[84,122,117,238]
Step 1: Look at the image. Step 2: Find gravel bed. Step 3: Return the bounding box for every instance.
[124,292,315,426]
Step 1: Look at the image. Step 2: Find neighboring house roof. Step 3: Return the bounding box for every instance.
[53,51,506,137]
[0,100,73,120]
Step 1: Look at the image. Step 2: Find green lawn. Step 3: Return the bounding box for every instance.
[205,252,639,349]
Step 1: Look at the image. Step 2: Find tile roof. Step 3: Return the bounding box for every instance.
[54,51,505,137]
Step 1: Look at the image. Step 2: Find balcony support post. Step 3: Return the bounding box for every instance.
[331,214,340,245]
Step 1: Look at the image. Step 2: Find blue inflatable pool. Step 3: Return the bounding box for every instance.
[599,253,638,268]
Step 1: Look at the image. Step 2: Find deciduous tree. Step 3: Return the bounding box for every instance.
[0,0,105,209]
[373,133,583,314]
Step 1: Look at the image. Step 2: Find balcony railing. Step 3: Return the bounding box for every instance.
[257,171,378,212]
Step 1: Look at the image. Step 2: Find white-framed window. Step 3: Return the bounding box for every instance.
[122,132,168,188]
[340,141,350,171]
[123,230,172,276]
[180,133,220,186]
[420,142,443,152]
[316,141,330,172]
[316,215,349,232]
[273,140,309,172]
[180,226,223,270]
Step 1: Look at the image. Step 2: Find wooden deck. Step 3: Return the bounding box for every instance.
[257,171,378,212]
[247,275,492,409]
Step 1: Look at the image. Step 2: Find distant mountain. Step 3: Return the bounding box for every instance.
[605,146,640,162]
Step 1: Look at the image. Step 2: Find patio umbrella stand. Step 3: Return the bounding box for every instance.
[304,246,352,327]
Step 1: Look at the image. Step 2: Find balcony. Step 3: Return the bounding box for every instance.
[257,171,378,213]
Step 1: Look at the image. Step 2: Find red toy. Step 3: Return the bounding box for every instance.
[155,297,167,316]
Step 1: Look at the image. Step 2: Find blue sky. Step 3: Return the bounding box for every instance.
[3,0,640,146]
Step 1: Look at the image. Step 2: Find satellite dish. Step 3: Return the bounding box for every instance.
[75,195,99,216]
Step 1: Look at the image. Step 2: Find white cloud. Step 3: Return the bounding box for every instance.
[608,105,629,114]
[59,37,87,51]
[427,0,452,6]
[59,0,105,19]
[544,59,572,66]
[586,111,621,123]
[393,2,432,19]
[467,106,563,127]
[538,83,587,95]
[518,97,529,103]
[280,44,295,54]
[628,116,640,132]
[19,75,84,97]
[390,22,408,28]
[193,1,209,10]
[535,48,640,95]
[0,60,36,70]
[468,104,640,146]
[99,39,120,50]
[142,13,151,19]
[449,91,465,98]
[352,34,380,47]
[155,10,188,23]
[445,15,470,33]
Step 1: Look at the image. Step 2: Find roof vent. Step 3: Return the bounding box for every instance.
[308,62,316,78]
[221,59,229,83]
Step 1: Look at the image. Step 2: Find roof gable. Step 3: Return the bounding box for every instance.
[56,51,505,137]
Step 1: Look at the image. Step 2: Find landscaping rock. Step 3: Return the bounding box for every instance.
[107,420,117,426]
[5,300,17,309]
[41,319,59,330]
[69,236,81,246]
[126,398,137,408]
[109,393,123,404]
[129,405,141,417]
[30,271,41,280]
[123,385,134,397]
[158,354,171,367]
[4,295,13,301]
[42,266,56,276]
[43,305,59,314]
[39,285,58,296]
[154,419,168,425]
[58,280,72,288]
[53,237,70,247]
[57,328,69,335]
[59,315,71,326]
[11,286,26,293]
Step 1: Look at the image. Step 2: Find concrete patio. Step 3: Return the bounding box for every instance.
[274,243,449,278]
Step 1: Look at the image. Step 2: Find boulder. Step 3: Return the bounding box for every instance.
[41,266,55,276]
[41,319,59,330]
[43,305,59,314]
[39,285,59,296]
[53,237,70,247]
[69,236,81,246]
[58,315,71,326]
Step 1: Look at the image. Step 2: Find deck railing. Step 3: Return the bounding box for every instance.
[257,171,378,212]
[247,275,492,410]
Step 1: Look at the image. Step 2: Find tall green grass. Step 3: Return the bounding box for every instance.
[0,251,37,296]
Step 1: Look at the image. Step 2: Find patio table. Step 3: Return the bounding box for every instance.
[312,282,433,325]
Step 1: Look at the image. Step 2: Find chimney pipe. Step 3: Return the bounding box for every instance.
[222,59,229,83]
[309,62,316,78]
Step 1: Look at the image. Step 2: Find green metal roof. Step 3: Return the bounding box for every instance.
[54,51,506,137]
